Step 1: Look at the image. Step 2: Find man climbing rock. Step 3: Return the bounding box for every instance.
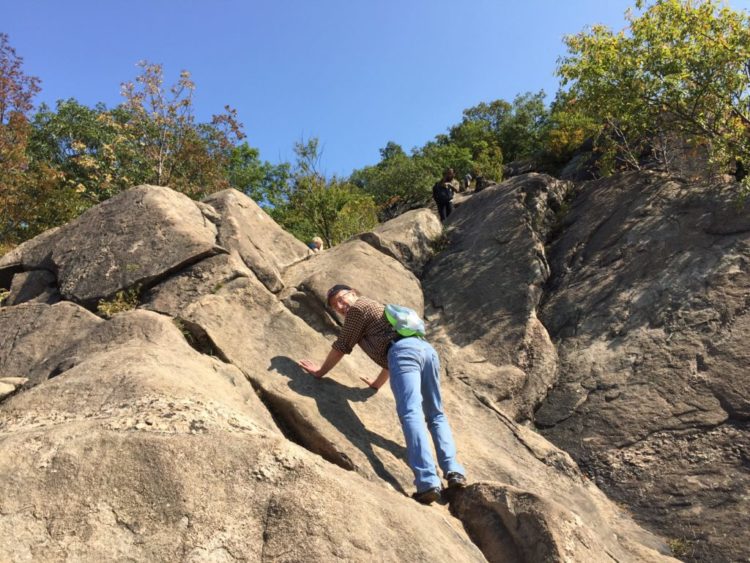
[298,284,467,504]
[432,168,460,221]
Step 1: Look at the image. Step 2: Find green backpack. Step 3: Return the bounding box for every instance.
[384,303,426,338]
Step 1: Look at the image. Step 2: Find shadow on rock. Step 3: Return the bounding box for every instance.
[269,356,408,494]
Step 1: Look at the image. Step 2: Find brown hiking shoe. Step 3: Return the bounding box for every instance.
[412,487,442,505]
[446,472,467,489]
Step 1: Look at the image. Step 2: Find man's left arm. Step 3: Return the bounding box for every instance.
[299,347,344,378]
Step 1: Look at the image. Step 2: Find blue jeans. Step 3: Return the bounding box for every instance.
[387,337,465,492]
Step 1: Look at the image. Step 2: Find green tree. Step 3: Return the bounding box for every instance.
[417,142,474,179]
[29,100,143,203]
[120,61,246,197]
[498,91,548,162]
[275,137,378,247]
[379,141,406,161]
[352,138,483,210]
[472,143,504,181]
[459,91,548,162]
[558,0,750,179]
[538,90,600,168]
[225,142,291,208]
[448,119,496,155]
[278,176,378,247]
[351,151,436,207]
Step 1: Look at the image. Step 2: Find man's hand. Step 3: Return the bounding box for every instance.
[298,359,323,378]
[360,368,390,390]
[298,348,345,380]
[359,376,379,389]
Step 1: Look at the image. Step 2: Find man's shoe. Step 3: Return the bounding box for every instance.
[446,472,467,489]
[412,487,442,505]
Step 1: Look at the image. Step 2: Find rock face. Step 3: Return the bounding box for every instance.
[0,310,483,562]
[536,171,750,562]
[0,184,680,561]
[423,174,571,420]
[0,302,103,386]
[201,189,312,292]
[0,186,222,306]
[5,269,59,305]
[355,208,442,274]
[451,482,667,563]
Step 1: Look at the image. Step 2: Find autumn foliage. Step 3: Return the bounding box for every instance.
[557,0,750,180]
[0,41,283,246]
[4,1,750,249]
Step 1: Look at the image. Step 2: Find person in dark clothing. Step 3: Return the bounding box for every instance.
[432,168,460,221]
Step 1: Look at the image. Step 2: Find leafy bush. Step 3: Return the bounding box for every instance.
[557,0,750,183]
[274,176,378,247]
[350,149,437,206]
[271,138,378,247]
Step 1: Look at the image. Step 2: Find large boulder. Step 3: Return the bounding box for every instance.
[141,253,252,318]
[0,227,60,289]
[5,269,60,305]
[423,174,572,420]
[451,482,673,563]
[1,427,488,562]
[537,171,750,562]
[201,189,312,292]
[0,302,102,386]
[355,208,442,274]
[427,382,674,562]
[0,186,222,307]
[0,310,275,434]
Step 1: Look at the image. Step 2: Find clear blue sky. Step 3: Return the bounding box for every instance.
[4,0,750,176]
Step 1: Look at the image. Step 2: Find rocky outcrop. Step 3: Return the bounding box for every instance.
[0,302,103,386]
[355,208,442,274]
[423,174,572,420]
[201,189,312,293]
[0,309,484,562]
[5,269,59,305]
[0,184,678,562]
[0,186,222,307]
[451,482,667,563]
[536,171,750,562]
[142,253,251,318]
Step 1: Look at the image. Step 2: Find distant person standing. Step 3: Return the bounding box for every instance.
[432,168,460,222]
[463,172,473,191]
